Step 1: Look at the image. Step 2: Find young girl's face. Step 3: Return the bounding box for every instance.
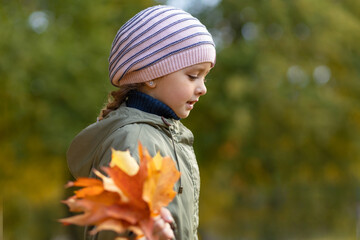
[146,62,212,119]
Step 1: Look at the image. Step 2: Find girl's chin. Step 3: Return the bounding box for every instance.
[176,110,190,119]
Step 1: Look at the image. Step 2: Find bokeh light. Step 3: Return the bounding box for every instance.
[287,65,309,87]
[241,22,259,41]
[313,65,331,85]
[28,11,50,34]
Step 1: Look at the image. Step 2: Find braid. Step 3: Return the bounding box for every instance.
[98,83,142,121]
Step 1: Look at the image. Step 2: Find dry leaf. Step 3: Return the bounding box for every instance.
[60,143,181,239]
[110,149,139,176]
[143,152,181,214]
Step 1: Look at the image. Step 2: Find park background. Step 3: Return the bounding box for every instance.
[1,0,360,239]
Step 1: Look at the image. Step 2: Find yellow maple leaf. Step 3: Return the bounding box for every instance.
[110,148,139,176]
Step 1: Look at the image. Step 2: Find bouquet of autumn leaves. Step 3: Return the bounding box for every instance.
[60,144,181,239]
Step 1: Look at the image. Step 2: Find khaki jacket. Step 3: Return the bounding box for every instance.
[67,105,200,240]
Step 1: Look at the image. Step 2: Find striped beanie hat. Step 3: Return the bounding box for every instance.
[109,5,216,87]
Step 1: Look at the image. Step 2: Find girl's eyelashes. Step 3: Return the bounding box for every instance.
[188,75,198,80]
[187,74,208,84]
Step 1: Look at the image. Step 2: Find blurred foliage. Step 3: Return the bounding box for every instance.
[1,0,360,239]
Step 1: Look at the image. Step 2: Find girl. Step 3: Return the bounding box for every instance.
[67,5,216,240]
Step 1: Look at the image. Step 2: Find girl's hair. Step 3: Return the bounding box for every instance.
[98,83,142,121]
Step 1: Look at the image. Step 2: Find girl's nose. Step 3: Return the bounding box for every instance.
[196,80,207,96]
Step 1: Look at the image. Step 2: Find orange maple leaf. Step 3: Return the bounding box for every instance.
[142,151,180,215]
[60,143,181,239]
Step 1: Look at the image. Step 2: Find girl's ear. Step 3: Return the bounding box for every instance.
[144,80,156,88]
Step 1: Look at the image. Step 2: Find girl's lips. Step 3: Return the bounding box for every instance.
[186,103,194,110]
[187,99,198,104]
[186,100,198,110]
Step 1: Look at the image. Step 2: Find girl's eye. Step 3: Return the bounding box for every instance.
[188,75,198,80]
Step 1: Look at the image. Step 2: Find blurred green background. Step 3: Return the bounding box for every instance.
[1,0,360,239]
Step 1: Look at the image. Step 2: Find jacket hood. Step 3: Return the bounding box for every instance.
[66,105,172,178]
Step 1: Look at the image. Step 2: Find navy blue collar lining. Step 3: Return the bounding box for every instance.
[126,90,180,120]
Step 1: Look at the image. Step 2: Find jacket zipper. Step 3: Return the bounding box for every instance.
[162,117,183,194]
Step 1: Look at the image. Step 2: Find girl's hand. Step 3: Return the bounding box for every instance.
[134,208,175,240]
[151,207,175,240]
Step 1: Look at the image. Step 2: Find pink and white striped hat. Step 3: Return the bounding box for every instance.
[109,5,216,87]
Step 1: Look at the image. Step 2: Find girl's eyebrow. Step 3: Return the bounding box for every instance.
[187,66,211,73]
